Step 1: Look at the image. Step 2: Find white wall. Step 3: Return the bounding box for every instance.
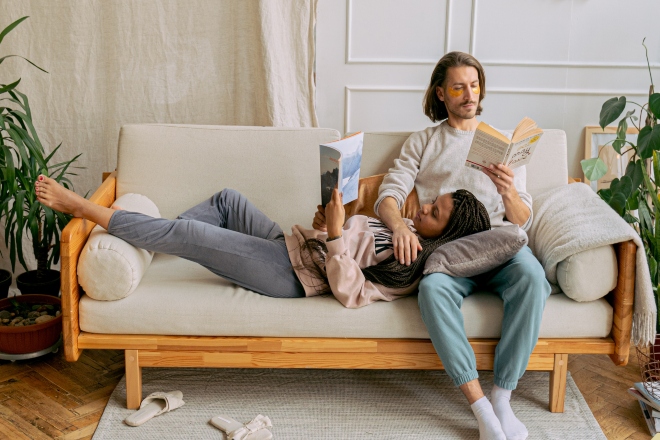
[316,0,660,179]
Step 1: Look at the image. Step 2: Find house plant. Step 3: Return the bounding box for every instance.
[581,39,660,320]
[0,16,82,296]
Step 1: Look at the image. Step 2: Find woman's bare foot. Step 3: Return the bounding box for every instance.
[35,175,116,229]
[35,175,86,217]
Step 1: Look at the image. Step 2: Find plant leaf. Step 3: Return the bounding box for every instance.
[609,192,627,215]
[617,175,633,199]
[581,157,608,182]
[600,96,626,129]
[650,93,660,120]
[639,125,654,159]
[0,16,28,46]
[0,78,20,94]
[625,159,644,191]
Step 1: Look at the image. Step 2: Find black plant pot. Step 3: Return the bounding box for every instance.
[0,270,11,299]
[16,270,61,297]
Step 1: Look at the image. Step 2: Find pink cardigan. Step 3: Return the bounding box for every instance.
[284,215,420,308]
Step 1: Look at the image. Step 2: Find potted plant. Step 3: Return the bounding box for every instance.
[582,39,660,311]
[0,16,82,296]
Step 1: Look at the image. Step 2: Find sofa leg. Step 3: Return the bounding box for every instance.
[549,353,568,413]
[125,349,142,409]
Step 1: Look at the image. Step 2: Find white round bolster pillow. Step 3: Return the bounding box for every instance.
[556,245,618,302]
[77,193,161,301]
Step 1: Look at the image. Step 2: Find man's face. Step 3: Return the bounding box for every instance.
[436,66,480,121]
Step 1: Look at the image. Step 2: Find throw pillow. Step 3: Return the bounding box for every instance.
[423,224,528,278]
[77,193,160,301]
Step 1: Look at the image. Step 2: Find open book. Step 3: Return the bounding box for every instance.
[320,132,364,207]
[465,117,543,171]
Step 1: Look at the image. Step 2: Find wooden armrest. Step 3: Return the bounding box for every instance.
[608,240,636,366]
[60,171,117,362]
[568,177,581,184]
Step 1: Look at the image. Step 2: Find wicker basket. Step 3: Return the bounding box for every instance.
[0,295,62,354]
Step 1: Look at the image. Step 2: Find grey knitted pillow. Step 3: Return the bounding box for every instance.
[423,225,528,278]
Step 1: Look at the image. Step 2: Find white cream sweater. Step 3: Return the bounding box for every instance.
[374,121,533,231]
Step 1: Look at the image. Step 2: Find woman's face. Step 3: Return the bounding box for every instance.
[412,193,454,239]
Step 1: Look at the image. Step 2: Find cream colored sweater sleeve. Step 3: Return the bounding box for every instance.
[373,128,433,215]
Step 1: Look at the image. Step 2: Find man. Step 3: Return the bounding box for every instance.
[315,52,550,440]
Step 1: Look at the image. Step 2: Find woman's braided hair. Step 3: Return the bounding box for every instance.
[361,189,490,288]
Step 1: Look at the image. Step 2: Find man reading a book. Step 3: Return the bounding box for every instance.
[375,52,550,440]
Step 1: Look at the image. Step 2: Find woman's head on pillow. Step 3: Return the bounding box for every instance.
[362,189,490,287]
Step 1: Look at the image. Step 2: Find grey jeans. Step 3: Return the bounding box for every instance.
[107,189,306,298]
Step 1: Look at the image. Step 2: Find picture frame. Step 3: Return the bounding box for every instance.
[584,125,639,192]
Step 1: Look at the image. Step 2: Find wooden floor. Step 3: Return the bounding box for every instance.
[0,346,651,439]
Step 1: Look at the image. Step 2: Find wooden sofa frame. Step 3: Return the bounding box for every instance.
[60,172,636,412]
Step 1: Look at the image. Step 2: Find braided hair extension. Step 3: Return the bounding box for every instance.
[361,189,490,288]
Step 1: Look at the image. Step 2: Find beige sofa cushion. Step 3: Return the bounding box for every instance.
[116,125,340,230]
[557,245,618,301]
[78,194,161,301]
[79,254,613,339]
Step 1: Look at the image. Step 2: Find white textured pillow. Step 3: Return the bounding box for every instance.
[556,245,617,302]
[78,193,161,301]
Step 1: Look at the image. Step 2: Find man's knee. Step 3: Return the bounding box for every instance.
[418,273,461,308]
[506,248,551,300]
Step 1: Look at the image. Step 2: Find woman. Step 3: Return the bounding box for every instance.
[35,175,490,308]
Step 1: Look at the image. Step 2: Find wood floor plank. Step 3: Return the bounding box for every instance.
[0,402,57,440]
[0,398,68,438]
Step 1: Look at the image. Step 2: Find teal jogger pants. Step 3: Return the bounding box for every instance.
[418,246,551,390]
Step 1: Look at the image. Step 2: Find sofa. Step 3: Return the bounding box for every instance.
[60,124,635,413]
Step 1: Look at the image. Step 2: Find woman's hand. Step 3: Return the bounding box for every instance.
[325,188,345,238]
[312,205,327,231]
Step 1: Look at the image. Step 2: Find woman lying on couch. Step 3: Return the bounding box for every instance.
[35,175,489,308]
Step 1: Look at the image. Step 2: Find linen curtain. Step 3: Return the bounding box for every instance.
[0,0,318,275]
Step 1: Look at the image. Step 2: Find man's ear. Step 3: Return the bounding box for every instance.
[436,86,444,102]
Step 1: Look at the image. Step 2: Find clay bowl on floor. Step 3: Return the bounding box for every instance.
[0,294,62,354]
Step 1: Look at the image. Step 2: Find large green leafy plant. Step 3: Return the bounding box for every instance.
[581,39,660,315]
[0,16,81,278]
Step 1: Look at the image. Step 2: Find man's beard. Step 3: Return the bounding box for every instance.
[447,100,478,120]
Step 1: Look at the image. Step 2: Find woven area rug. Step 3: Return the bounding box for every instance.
[93,368,605,439]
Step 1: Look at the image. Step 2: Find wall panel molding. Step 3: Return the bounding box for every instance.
[469,0,660,69]
[345,0,452,65]
[344,86,649,132]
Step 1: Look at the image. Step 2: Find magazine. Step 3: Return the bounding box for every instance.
[465,117,543,171]
[319,132,364,207]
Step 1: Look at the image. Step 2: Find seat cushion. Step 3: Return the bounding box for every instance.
[79,254,613,339]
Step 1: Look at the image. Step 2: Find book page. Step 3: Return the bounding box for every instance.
[465,123,510,170]
[505,131,543,169]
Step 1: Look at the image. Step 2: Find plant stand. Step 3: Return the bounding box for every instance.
[0,335,61,362]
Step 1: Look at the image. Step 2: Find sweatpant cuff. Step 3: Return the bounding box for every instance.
[452,370,479,387]
[494,376,517,390]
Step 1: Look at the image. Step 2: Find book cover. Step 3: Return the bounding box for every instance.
[634,383,660,412]
[319,132,363,207]
[639,400,658,435]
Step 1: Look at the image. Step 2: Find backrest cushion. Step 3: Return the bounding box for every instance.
[116,125,339,230]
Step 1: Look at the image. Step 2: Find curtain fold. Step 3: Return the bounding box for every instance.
[0,0,318,274]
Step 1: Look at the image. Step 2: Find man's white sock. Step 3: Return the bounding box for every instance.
[491,385,528,440]
[470,396,506,440]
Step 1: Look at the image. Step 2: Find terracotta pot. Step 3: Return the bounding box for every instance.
[16,270,60,296]
[0,270,10,299]
[0,294,62,354]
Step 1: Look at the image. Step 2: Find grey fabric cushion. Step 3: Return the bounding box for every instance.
[423,225,528,278]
